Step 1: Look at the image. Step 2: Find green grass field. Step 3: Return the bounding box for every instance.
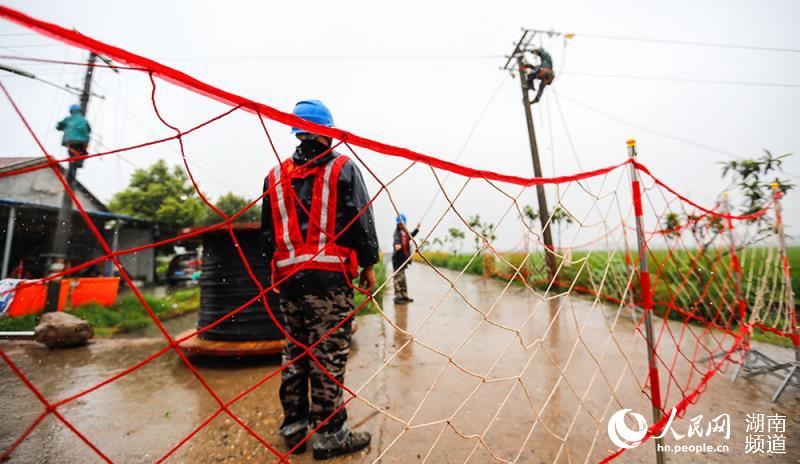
[354,258,388,316]
[417,246,799,347]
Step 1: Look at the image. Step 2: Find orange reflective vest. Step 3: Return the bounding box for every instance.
[268,155,359,280]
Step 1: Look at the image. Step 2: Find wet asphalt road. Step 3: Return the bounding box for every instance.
[1,265,798,463]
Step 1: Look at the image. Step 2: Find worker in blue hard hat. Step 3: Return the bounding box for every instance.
[55,103,91,167]
[392,213,421,304]
[261,99,378,459]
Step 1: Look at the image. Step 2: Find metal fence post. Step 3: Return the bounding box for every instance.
[627,139,664,464]
[1,205,16,279]
[771,185,800,399]
[722,193,749,379]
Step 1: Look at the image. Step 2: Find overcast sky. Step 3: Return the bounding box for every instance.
[1,0,798,251]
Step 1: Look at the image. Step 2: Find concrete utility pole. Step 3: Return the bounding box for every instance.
[505,32,557,280]
[44,52,97,312]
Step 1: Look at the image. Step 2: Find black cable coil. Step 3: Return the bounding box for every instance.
[196,227,284,341]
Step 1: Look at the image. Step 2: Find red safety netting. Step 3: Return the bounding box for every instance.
[0,5,797,463]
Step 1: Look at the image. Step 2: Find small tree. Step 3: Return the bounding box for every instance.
[200,192,262,226]
[467,214,496,252]
[522,205,573,228]
[659,150,795,322]
[660,212,682,237]
[109,159,205,235]
[427,237,444,251]
[522,205,574,274]
[721,150,794,220]
[662,150,794,242]
[445,227,465,255]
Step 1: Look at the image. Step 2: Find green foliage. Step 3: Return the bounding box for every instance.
[108,160,206,234]
[687,215,726,252]
[417,251,484,276]
[0,314,37,331]
[661,212,681,237]
[751,327,796,348]
[446,253,484,275]
[354,259,388,316]
[788,246,800,302]
[447,228,465,247]
[523,205,537,226]
[156,256,171,281]
[429,227,466,254]
[523,205,574,227]
[720,150,794,218]
[466,214,496,251]
[200,192,262,226]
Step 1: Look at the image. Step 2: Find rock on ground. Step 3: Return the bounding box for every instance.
[34,312,93,348]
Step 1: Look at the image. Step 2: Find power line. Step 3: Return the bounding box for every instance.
[553,90,800,181]
[0,43,63,49]
[7,51,798,88]
[0,63,81,96]
[574,32,800,54]
[562,71,800,89]
[526,29,800,54]
[418,75,509,223]
[93,86,232,191]
[556,90,748,156]
[0,54,137,70]
[551,91,583,171]
[555,89,744,158]
[163,53,504,62]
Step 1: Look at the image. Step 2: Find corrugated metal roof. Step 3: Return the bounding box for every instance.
[0,156,109,212]
[0,157,38,169]
[0,198,154,225]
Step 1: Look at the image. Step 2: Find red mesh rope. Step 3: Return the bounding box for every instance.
[0,5,796,464]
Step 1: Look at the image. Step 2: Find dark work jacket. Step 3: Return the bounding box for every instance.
[261,147,380,298]
[392,225,419,271]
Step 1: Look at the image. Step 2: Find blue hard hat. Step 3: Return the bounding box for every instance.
[396,214,407,225]
[291,99,334,135]
[69,104,82,113]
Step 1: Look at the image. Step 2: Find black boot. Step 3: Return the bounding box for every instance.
[313,430,371,460]
[282,429,307,455]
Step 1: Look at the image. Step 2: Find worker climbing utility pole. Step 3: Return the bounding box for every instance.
[44,52,97,312]
[504,31,557,281]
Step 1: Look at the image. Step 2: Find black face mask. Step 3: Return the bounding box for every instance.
[295,139,330,165]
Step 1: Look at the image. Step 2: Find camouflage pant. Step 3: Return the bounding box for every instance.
[279,289,353,435]
[394,269,408,300]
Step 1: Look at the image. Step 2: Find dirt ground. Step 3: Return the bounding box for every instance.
[1,265,798,463]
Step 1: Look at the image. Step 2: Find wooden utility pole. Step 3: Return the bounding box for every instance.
[44,52,97,312]
[512,49,557,280]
